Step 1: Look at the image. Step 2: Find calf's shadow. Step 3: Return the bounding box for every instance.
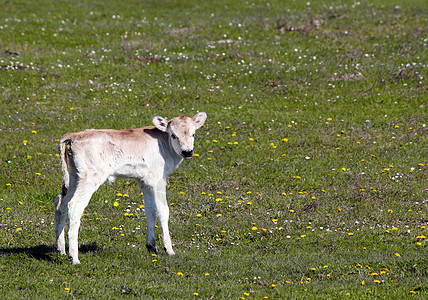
[0,243,98,262]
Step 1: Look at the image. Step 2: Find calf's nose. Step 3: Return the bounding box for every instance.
[181,150,194,158]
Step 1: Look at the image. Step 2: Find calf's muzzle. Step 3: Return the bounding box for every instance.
[181,150,194,158]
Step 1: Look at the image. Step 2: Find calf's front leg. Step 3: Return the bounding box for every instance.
[155,182,175,256]
[141,186,158,254]
[140,181,175,256]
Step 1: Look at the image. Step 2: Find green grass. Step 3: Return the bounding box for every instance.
[0,0,427,298]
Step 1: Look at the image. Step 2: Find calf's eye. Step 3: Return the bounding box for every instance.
[171,134,178,139]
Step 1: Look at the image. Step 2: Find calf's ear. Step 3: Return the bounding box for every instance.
[193,112,207,130]
[153,116,169,132]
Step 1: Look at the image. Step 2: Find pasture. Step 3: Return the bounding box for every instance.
[0,0,426,298]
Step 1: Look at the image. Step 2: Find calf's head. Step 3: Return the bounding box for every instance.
[153,112,207,159]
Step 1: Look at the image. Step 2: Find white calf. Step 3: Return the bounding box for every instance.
[54,112,207,264]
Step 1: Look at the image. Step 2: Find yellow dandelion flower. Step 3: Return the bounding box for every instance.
[65,287,70,292]
[395,253,401,257]
[16,228,23,231]
[216,214,222,217]
[113,201,119,207]
[251,226,258,231]
[177,272,184,276]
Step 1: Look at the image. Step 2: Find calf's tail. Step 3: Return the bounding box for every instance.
[59,138,73,196]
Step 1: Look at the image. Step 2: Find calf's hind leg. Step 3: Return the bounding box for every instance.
[54,188,69,255]
[67,177,102,264]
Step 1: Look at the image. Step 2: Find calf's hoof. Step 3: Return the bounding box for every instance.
[165,247,176,256]
[69,256,81,265]
[146,243,158,254]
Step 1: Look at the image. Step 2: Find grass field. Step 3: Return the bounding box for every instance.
[0,0,427,298]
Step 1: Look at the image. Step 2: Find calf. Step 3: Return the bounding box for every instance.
[54,112,207,264]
